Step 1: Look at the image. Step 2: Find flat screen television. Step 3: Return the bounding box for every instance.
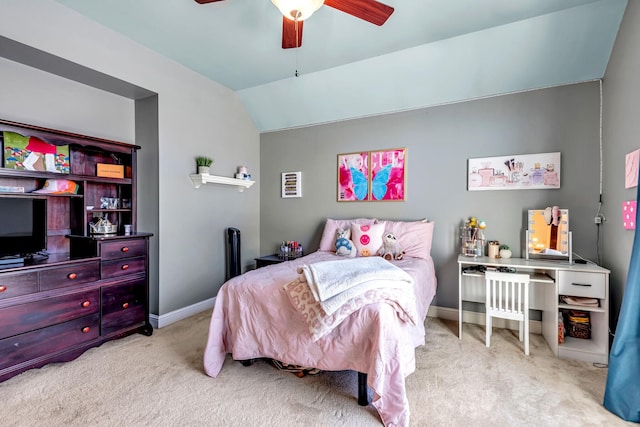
[0,197,47,259]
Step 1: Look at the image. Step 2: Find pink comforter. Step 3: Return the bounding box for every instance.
[203,252,437,427]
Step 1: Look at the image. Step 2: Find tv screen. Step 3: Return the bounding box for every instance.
[0,197,47,258]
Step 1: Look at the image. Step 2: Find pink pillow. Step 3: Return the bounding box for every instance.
[380,219,435,260]
[318,218,376,251]
[351,222,386,257]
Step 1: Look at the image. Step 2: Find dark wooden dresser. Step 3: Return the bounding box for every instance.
[0,118,153,382]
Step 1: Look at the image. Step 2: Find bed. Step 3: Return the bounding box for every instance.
[203,218,437,427]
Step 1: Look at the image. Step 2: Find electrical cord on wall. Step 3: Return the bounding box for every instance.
[595,195,604,266]
[594,79,605,266]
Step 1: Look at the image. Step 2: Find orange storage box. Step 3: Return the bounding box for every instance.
[96,163,125,179]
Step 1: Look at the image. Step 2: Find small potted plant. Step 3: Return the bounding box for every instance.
[196,156,214,175]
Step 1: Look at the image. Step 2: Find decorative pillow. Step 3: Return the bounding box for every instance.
[318,218,376,251]
[351,222,386,257]
[379,219,435,260]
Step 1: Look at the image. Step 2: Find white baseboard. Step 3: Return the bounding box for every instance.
[151,301,540,334]
[427,305,542,335]
[150,297,216,329]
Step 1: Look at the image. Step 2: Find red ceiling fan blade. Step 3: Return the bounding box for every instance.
[194,0,225,4]
[282,17,304,49]
[324,0,394,26]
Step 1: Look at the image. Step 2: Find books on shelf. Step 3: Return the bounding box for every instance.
[0,185,25,193]
[560,295,599,307]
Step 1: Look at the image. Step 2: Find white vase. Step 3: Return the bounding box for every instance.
[499,249,512,259]
[198,166,210,175]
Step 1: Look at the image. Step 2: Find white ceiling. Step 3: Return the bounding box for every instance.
[53,0,627,132]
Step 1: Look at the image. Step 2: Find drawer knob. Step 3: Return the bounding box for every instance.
[572,282,592,287]
[82,300,91,308]
[68,273,78,280]
[81,326,91,333]
[121,247,129,253]
[121,264,129,271]
[122,302,129,309]
[0,285,6,293]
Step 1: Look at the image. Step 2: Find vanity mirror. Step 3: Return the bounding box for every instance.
[525,208,572,263]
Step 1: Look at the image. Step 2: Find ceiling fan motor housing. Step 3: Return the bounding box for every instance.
[272,0,325,21]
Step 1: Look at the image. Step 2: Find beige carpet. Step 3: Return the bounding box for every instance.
[0,312,632,427]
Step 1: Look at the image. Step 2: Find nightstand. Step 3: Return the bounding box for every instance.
[254,254,284,269]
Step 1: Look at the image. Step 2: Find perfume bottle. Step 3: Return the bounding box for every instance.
[490,174,507,186]
[544,163,559,186]
[531,163,544,185]
[478,168,494,187]
[468,168,482,188]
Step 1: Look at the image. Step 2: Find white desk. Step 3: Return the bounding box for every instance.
[458,255,610,364]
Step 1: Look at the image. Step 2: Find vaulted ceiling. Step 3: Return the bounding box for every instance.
[54,0,627,132]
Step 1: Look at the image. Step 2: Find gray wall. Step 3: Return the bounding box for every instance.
[1,1,260,320]
[2,1,637,330]
[602,0,640,330]
[260,1,640,330]
[261,82,603,310]
[135,96,160,313]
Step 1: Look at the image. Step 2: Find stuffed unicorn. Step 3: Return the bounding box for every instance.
[335,228,357,257]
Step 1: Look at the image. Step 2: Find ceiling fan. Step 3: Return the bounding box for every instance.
[194,0,394,49]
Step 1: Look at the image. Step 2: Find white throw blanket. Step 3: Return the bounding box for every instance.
[298,257,414,315]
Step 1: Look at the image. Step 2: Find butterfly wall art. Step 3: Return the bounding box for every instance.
[337,148,406,202]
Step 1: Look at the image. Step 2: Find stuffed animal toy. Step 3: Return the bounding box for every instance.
[335,228,357,257]
[378,232,405,260]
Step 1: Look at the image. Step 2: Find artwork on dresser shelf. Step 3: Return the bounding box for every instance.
[625,149,639,189]
[622,200,637,230]
[2,131,70,173]
[468,152,561,191]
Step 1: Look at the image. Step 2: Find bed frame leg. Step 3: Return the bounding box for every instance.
[357,372,369,406]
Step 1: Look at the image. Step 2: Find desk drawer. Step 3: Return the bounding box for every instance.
[101,239,146,261]
[558,271,606,299]
[40,261,100,291]
[0,272,38,300]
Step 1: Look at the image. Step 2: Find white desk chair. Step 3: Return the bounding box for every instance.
[485,271,530,355]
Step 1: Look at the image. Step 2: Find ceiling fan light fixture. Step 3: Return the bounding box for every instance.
[271,0,324,21]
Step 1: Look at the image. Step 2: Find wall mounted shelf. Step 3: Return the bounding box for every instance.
[190,173,255,192]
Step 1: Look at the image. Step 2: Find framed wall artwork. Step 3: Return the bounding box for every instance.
[337,148,406,202]
[338,151,369,201]
[281,171,302,198]
[623,200,637,230]
[370,148,406,201]
[625,149,639,189]
[468,152,561,191]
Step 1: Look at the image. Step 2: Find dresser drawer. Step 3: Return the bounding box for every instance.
[0,272,38,300]
[101,279,146,336]
[0,289,100,339]
[101,256,146,278]
[40,261,100,291]
[0,313,99,370]
[558,271,606,299]
[101,239,147,261]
